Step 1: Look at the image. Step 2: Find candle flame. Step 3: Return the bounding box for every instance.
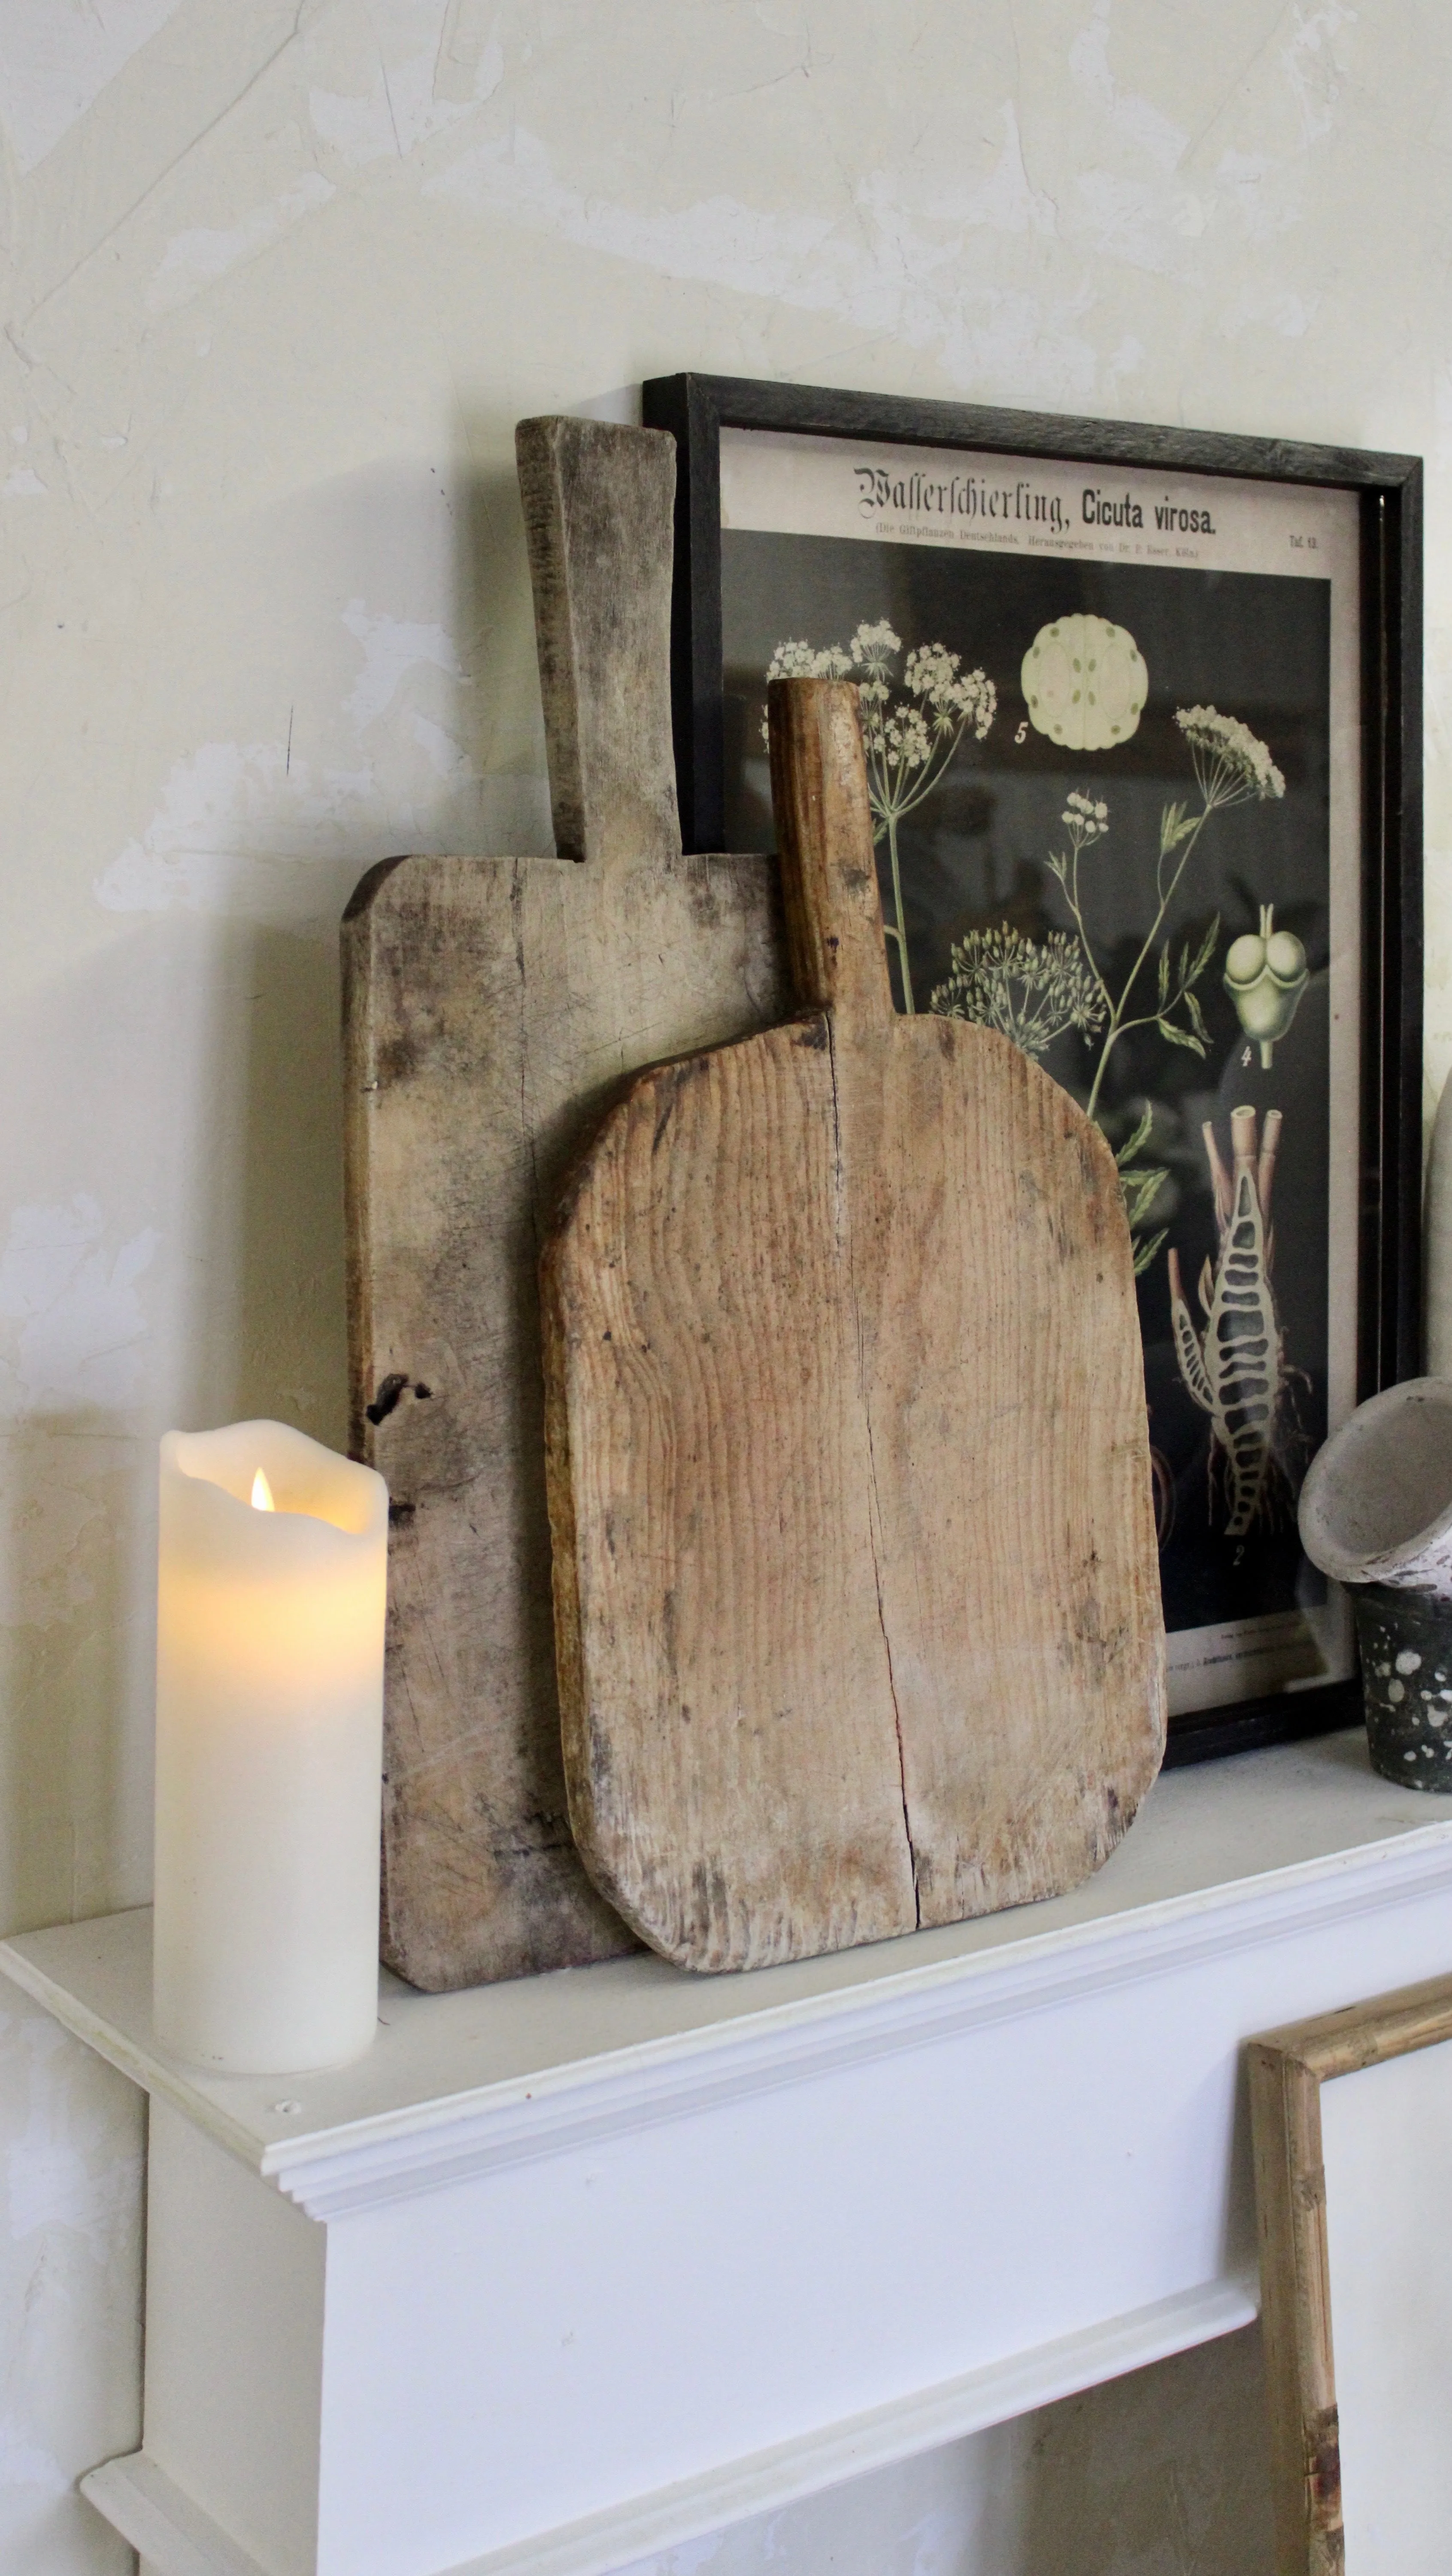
[251,1468,276,1513]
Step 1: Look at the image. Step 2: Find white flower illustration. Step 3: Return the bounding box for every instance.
[763,621,997,1012]
[1174,706,1286,805]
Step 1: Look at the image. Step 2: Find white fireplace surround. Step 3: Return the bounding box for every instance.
[4,1730,1452,2576]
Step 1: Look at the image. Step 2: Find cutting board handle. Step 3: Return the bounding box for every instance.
[768,677,896,1033]
[516,417,682,878]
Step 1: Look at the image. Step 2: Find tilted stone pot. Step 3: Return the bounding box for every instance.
[1298,1376,1452,1603]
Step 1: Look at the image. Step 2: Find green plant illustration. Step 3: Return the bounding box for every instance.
[933,701,1285,1265]
[1111,1103,1172,1279]
[764,622,996,1012]
[926,922,1106,1058]
[1223,902,1309,1067]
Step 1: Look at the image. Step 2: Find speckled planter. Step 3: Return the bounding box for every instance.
[1352,1583,1452,1790]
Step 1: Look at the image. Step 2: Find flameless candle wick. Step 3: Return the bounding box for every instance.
[252,1468,276,1513]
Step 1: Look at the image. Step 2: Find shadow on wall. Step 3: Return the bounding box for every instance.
[456,446,547,785]
[616,2330,1275,2576]
[0,916,351,1933]
[206,432,558,1453]
[0,433,561,1942]
[1014,2330,1275,2574]
[0,1417,142,1935]
[229,922,352,1446]
[139,911,352,1452]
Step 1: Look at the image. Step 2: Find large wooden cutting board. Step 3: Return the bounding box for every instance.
[343,418,787,1990]
[543,679,1166,1975]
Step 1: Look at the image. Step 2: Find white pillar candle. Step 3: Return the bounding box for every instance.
[153,1419,388,2074]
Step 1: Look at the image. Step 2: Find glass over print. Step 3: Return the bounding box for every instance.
[717,428,1363,1728]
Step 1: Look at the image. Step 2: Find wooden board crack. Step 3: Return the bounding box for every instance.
[542,679,1167,1974]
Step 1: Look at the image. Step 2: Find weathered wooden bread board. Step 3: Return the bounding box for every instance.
[343,418,788,1990]
[543,679,1166,1976]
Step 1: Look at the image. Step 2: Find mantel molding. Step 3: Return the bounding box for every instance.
[8,1750,1452,2220]
[274,1826,1452,2218]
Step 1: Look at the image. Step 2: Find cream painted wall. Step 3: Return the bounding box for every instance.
[0,2,1444,2567]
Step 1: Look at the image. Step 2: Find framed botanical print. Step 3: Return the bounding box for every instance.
[643,373,1422,1763]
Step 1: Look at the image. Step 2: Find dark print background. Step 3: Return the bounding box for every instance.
[721,529,1334,1647]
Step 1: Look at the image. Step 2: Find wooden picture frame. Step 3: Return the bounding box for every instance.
[643,372,1423,1767]
[1249,1975,1452,2575]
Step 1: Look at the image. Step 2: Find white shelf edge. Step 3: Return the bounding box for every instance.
[280,1826,1452,2215]
[0,1918,273,2176]
[82,2272,1258,2576]
[10,1821,1452,2217]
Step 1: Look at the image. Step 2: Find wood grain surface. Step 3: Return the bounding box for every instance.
[543,678,1166,1975]
[343,417,787,1991]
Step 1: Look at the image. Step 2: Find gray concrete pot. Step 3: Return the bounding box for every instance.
[1350,1583,1452,1790]
[1297,1377,1452,1604]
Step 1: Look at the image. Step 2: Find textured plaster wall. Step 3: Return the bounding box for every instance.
[0,3,1446,2568]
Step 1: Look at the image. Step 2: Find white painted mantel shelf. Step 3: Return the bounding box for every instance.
[6,1729,1452,2576]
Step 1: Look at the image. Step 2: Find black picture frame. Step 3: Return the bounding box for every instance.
[643,370,1423,1768]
